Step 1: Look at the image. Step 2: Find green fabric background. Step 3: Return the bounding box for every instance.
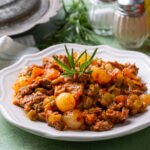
[1,114,150,150]
[1,1,150,150]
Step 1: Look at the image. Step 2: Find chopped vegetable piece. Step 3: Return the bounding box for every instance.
[31,67,44,79]
[56,93,76,112]
[91,67,111,84]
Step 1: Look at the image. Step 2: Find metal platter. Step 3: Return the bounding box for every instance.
[0,0,61,36]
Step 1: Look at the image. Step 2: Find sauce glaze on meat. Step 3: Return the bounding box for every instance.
[13,52,150,131]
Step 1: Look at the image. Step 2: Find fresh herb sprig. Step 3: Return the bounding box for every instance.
[38,0,100,49]
[53,45,98,76]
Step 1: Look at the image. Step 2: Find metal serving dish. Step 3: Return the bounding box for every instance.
[0,0,40,25]
[0,0,61,36]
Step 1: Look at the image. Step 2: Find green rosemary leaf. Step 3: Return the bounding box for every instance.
[79,61,88,73]
[64,45,75,69]
[37,0,101,49]
[53,46,98,77]
[85,50,87,62]
[79,48,98,73]
[52,56,71,72]
[62,71,76,76]
[89,48,98,61]
[71,48,75,69]
[84,70,93,74]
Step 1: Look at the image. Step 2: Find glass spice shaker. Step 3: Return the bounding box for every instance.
[113,0,148,49]
[88,0,117,36]
[145,0,150,36]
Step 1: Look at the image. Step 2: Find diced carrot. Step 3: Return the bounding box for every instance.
[31,67,44,79]
[45,68,60,80]
[115,95,127,104]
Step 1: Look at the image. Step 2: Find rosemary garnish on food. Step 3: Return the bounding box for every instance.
[53,45,98,76]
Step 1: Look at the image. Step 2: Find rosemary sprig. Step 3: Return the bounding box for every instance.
[38,0,100,49]
[79,48,98,74]
[53,45,98,76]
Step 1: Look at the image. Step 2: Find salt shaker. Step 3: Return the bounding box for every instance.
[113,0,148,49]
[88,0,117,36]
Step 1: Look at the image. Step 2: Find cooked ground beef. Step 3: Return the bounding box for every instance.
[13,52,150,131]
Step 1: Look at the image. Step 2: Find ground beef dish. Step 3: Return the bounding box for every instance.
[13,51,150,131]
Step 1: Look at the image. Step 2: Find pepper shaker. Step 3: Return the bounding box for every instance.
[88,0,117,36]
[113,0,148,49]
[145,0,150,36]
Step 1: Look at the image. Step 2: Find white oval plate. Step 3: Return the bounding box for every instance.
[0,44,150,141]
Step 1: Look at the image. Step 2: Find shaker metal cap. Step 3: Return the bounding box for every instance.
[117,0,145,16]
